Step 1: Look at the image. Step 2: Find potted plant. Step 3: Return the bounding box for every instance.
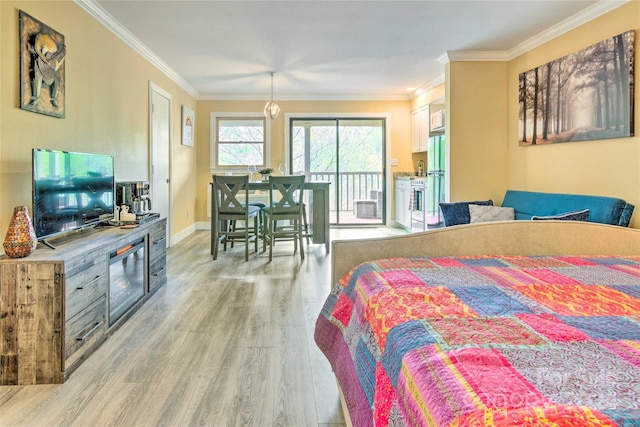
[258,167,274,182]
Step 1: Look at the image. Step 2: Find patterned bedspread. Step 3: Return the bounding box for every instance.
[314,255,640,426]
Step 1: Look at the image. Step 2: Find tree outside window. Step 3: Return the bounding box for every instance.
[214,116,267,168]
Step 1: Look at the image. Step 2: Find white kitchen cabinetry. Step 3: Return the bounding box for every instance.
[411,106,429,153]
[395,179,412,229]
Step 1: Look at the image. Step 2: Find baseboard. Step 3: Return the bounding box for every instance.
[172,223,197,245]
[195,221,211,230]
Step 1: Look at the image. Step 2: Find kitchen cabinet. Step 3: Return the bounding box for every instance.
[395,179,412,229]
[411,107,429,153]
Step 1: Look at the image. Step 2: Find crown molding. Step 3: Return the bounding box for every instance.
[199,93,412,102]
[436,53,450,64]
[508,0,630,58]
[441,0,629,63]
[445,51,511,62]
[409,74,446,100]
[74,0,200,99]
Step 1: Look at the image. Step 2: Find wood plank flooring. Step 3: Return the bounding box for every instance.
[0,227,402,426]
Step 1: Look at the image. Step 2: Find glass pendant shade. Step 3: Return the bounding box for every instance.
[264,72,280,119]
[264,101,280,119]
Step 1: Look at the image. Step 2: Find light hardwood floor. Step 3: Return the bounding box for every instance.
[0,227,402,426]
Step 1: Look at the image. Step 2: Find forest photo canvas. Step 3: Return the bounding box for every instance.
[519,30,634,146]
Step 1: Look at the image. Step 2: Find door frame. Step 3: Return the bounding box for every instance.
[149,81,172,246]
[284,112,391,226]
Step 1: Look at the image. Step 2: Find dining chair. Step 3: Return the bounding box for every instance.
[263,175,306,261]
[249,200,267,240]
[211,175,260,261]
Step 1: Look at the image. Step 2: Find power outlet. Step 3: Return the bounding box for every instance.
[186,210,190,219]
[390,158,398,166]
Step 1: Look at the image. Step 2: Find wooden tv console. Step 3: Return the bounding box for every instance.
[0,218,167,385]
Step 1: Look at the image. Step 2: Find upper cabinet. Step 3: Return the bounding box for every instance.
[412,103,445,153]
[411,106,429,153]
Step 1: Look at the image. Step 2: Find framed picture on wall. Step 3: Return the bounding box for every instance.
[182,106,194,147]
[518,30,635,146]
[19,10,66,118]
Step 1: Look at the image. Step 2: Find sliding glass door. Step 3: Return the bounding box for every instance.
[290,118,385,225]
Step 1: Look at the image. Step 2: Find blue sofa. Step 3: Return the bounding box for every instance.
[501,190,634,227]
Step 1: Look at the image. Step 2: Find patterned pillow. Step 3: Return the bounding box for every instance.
[439,200,493,226]
[469,204,515,223]
[531,209,590,222]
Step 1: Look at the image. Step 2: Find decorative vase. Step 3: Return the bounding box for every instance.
[260,173,271,182]
[3,206,38,258]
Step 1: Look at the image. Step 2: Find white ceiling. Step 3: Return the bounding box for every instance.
[85,0,625,100]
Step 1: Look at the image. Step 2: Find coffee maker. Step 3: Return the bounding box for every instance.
[115,181,152,218]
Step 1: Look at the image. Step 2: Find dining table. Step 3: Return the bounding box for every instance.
[210,180,331,253]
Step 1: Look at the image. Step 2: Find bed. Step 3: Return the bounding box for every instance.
[314,221,640,426]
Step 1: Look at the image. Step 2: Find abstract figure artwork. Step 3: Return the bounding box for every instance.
[19,10,66,118]
[182,106,194,146]
[519,30,634,145]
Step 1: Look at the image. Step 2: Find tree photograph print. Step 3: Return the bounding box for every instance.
[519,30,634,146]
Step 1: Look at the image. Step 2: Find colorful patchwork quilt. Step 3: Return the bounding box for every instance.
[314,255,640,426]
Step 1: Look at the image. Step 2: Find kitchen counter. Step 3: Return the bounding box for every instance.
[393,172,419,180]
[395,175,427,181]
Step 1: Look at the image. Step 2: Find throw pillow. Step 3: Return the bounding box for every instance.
[439,200,493,227]
[531,209,590,222]
[469,204,515,223]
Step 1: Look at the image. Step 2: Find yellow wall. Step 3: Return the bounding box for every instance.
[0,1,197,242]
[447,61,509,203]
[0,2,4,227]
[445,2,640,228]
[507,1,640,228]
[194,100,412,222]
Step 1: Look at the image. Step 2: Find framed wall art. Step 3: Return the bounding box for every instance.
[519,30,634,146]
[182,106,194,147]
[19,10,66,118]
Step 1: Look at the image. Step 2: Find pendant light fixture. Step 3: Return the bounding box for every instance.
[264,72,281,119]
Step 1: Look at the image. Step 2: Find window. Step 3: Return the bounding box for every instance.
[210,113,271,170]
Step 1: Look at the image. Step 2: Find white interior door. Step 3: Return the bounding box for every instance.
[150,83,171,247]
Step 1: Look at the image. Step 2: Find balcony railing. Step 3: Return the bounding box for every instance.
[307,172,383,217]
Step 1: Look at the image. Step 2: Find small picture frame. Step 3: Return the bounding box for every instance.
[182,106,194,147]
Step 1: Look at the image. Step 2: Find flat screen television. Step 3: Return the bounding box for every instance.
[32,148,115,244]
